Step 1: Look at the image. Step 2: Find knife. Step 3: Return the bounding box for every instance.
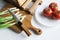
[8,8,31,36]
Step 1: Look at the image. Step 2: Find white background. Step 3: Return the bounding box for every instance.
[0,0,60,40]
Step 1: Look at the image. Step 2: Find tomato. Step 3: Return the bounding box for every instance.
[43,8,52,17]
[53,11,60,19]
[49,2,58,12]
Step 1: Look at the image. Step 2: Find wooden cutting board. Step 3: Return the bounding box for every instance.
[0,4,42,36]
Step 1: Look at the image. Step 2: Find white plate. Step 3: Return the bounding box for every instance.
[35,0,60,27]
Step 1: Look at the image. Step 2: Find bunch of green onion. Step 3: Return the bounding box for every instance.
[0,7,20,29]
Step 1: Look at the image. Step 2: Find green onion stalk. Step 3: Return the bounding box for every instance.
[0,16,13,23]
[0,20,17,29]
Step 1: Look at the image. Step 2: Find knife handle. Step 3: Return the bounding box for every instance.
[22,26,31,36]
[18,22,31,36]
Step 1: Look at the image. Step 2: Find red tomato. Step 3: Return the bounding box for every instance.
[49,2,58,12]
[43,8,52,17]
[53,11,60,19]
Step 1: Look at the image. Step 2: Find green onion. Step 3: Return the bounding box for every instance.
[0,7,23,29]
[0,20,16,28]
[0,16,13,23]
[0,10,9,15]
[0,7,18,15]
[0,11,21,23]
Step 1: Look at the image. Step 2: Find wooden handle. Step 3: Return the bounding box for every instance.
[22,25,31,36]
[29,0,42,14]
[30,26,42,35]
[23,27,31,36]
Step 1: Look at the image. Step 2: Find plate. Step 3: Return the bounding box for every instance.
[35,0,60,27]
